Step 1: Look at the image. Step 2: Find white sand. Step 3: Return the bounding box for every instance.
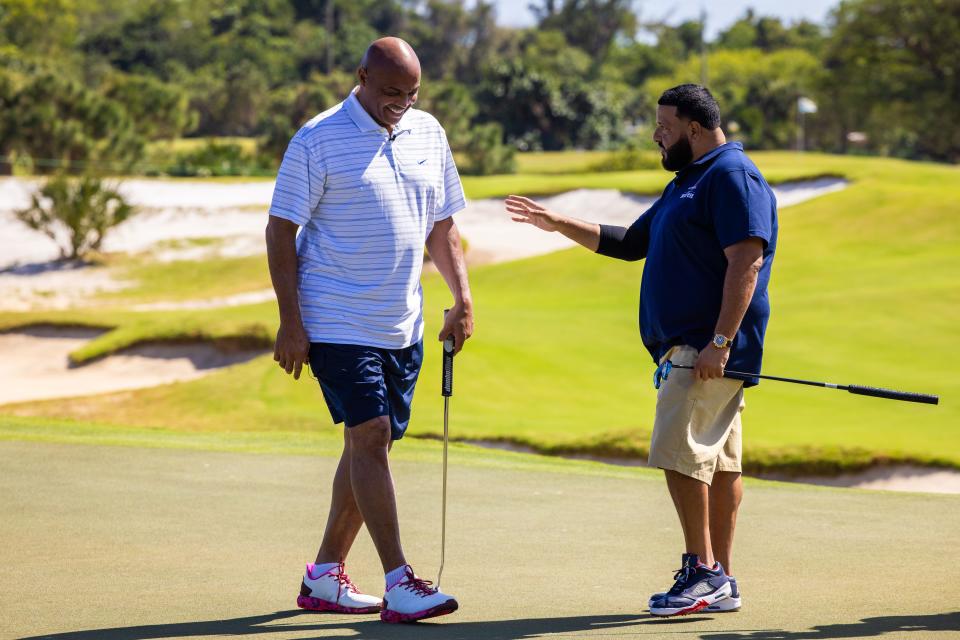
[0,176,848,309]
[0,326,266,405]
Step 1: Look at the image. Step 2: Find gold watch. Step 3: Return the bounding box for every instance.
[711,334,732,349]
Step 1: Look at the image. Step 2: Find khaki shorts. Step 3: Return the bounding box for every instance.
[647,345,746,485]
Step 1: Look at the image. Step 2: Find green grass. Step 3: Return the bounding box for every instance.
[4,437,957,638]
[461,150,845,199]
[98,253,272,305]
[144,136,260,156]
[0,153,957,473]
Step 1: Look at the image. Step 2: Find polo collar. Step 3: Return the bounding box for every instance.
[692,141,742,166]
[345,88,414,135]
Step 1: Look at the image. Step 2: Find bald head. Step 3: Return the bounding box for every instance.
[356,37,422,133]
[361,37,421,78]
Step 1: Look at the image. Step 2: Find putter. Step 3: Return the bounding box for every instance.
[438,309,455,588]
[663,363,939,405]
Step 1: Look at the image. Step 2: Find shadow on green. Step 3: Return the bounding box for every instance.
[17,610,960,639]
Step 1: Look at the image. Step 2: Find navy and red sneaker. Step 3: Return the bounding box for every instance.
[648,554,731,617]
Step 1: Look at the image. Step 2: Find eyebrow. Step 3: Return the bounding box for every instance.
[385,85,419,93]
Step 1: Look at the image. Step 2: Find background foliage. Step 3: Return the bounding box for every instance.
[1,0,957,176]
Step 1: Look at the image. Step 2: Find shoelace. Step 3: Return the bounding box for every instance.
[333,563,359,595]
[337,562,360,593]
[667,564,695,594]
[400,572,437,597]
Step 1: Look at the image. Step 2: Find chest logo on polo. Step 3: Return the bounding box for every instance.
[680,186,697,199]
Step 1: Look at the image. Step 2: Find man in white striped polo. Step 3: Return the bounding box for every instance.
[265,37,473,623]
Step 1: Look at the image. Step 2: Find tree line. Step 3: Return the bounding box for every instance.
[1,0,957,177]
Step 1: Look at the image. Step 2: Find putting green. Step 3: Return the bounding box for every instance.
[2,438,957,639]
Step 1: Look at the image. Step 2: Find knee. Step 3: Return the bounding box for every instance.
[347,416,392,455]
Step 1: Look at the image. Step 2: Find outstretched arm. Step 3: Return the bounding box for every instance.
[506,194,652,260]
[425,216,474,354]
[505,195,601,251]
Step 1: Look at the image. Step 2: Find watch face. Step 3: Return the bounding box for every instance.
[714,335,727,348]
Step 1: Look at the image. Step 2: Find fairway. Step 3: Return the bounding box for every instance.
[1,153,957,475]
[2,438,958,639]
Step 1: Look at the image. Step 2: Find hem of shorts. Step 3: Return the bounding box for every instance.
[715,464,742,474]
[648,453,717,485]
[342,413,408,442]
[343,411,391,430]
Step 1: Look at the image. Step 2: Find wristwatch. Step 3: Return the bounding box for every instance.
[711,334,733,349]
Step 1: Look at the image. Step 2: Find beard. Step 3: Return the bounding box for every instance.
[660,135,694,171]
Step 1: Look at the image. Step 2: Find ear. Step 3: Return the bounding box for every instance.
[688,120,702,141]
[357,66,368,86]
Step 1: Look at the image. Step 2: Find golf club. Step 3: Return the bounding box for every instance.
[438,309,455,588]
[663,362,939,405]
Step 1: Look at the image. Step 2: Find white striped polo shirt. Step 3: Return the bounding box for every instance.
[268,90,466,349]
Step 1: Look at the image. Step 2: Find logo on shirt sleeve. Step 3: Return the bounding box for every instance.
[680,186,697,199]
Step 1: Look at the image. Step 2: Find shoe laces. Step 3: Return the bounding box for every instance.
[333,563,359,594]
[400,570,437,597]
[668,564,695,594]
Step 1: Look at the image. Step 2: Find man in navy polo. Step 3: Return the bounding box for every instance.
[506,84,777,617]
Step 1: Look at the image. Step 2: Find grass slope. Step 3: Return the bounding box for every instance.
[1,153,957,472]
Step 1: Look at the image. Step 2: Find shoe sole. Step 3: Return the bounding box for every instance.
[380,598,459,623]
[705,596,741,612]
[297,595,381,614]
[651,594,742,612]
[649,583,732,617]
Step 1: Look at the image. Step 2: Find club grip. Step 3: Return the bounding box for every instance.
[442,337,454,397]
[442,309,454,397]
[846,385,939,405]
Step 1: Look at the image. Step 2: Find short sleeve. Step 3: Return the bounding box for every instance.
[710,169,774,249]
[434,133,466,222]
[268,135,325,226]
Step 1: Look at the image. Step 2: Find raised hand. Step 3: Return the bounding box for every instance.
[505,195,564,232]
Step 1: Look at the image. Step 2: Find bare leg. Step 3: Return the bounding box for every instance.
[709,471,743,575]
[347,416,406,572]
[664,469,714,566]
[314,430,365,564]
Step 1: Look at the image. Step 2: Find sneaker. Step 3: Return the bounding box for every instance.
[648,554,731,617]
[705,576,741,612]
[297,562,382,614]
[380,565,458,623]
[648,559,742,612]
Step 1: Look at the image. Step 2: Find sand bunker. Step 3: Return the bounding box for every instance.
[0,176,848,311]
[0,326,267,406]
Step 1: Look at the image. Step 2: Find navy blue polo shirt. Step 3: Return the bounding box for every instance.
[597,142,778,386]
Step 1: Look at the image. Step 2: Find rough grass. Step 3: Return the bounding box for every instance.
[1,153,957,473]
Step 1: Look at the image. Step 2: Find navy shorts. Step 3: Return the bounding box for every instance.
[308,341,423,441]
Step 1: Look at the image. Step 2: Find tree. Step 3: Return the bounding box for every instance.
[476,30,633,151]
[645,48,823,150]
[531,0,637,61]
[15,173,135,260]
[820,0,960,161]
[715,10,824,54]
[103,72,195,140]
[9,69,144,173]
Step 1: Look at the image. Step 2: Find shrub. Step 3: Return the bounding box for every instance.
[15,173,135,260]
[460,122,516,176]
[162,141,275,177]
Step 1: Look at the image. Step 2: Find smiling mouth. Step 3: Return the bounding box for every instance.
[385,105,406,118]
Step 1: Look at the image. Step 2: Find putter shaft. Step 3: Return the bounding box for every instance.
[438,396,449,588]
